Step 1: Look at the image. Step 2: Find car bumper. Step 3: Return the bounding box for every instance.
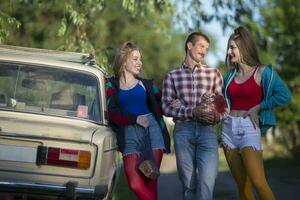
[0,181,108,199]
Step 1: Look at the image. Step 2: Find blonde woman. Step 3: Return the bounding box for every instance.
[105,42,170,200]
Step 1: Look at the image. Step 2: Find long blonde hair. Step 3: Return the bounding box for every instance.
[225,26,262,69]
[112,41,140,78]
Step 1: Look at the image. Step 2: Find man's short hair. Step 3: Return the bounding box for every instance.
[185,32,210,53]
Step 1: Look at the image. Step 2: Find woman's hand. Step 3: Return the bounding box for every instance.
[136,115,149,128]
[243,105,260,129]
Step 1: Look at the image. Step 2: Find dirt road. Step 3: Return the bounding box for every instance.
[158,154,300,200]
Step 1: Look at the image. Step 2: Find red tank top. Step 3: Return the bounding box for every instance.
[228,67,263,111]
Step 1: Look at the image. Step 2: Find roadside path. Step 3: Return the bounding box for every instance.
[158,154,299,200]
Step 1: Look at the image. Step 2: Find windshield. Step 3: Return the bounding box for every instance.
[0,62,101,123]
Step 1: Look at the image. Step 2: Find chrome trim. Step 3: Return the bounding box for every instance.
[0,181,107,199]
[0,131,92,144]
[103,147,118,153]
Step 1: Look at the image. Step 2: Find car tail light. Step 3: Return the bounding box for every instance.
[37,146,91,169]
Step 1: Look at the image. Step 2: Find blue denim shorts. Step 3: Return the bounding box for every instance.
[221,115,262,151]
[123,113,165,156]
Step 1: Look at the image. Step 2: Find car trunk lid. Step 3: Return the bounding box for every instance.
[0,111,100,179]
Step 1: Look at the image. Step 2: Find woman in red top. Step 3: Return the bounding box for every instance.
[221,26,276,200]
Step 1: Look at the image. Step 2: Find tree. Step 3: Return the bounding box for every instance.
[0,3,20,44]
[197,0,300,153]
[0,0,183,85]
[259,0,300,152]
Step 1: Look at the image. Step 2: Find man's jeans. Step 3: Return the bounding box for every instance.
[174,121,219,200]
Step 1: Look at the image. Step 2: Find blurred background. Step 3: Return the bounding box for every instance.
[1,0,299,199]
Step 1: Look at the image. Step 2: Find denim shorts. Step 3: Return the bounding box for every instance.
[123,113,165,156]
[221,115,262,151]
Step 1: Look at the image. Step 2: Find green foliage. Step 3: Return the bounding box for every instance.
[122,0,171,16]
[256,0,300,138]
[0,9,20,44]
[210,0,300,148]
[0,0,183,85]
[1,0,299,146]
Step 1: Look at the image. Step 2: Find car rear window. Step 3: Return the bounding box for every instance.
[0,62,102,123]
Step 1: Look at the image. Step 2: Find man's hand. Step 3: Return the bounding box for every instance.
[136,115,149,128]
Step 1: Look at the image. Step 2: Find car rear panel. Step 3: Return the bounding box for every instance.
[0,111,100,183]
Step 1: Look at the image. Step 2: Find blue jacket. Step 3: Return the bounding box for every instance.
[223,65,292,133]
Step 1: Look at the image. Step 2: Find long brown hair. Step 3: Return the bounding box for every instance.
[225,26,262,69]
[112,41,140,78]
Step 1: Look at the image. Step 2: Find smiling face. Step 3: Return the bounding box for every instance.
[227,40,241,64]
[187,36,209,64]
[123,50,142,76]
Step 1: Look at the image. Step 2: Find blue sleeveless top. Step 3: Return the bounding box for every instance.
[119,81,150,115]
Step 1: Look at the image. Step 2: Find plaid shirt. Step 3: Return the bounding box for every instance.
[162,64,223,122]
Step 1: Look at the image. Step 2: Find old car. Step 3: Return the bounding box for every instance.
[0,45,120,199]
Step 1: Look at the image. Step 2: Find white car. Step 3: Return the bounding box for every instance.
[0,45,120,200]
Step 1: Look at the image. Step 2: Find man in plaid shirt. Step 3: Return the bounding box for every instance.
[162,32,223,200]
